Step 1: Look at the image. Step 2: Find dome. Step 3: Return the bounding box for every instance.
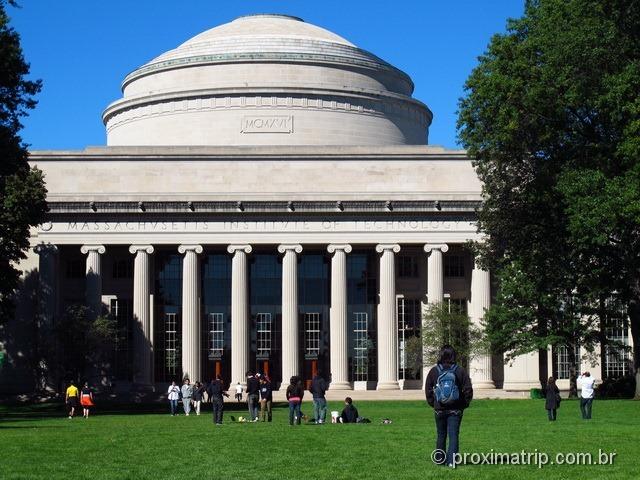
[103,14,432,146]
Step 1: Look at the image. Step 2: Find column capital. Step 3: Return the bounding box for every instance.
[227,244,253,254]
[80,245,105,255]
[424,243,449,253]
[327,244,352,254]
[178,244,203,254]
[129,245,154,255]
[34,243,58,255]
[278,244,303,254]
[375,244,400,254]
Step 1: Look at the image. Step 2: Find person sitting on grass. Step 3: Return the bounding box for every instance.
[339,397,359,423]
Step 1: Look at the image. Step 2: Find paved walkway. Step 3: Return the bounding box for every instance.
[265,388,530,402]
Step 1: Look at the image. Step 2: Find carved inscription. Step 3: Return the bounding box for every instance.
[241,115,293,133]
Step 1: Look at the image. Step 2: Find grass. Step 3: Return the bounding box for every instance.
[0,399,638,480]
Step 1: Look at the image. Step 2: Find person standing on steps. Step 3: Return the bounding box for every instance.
[425,345,473,467]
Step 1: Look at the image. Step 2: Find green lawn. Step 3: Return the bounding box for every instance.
[0,399,637,480]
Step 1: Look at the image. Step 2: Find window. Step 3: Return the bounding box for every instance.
[353,312,369,381]
[553,344,581,380]
[112,259,133,279]
[444,255,465,278]
[66,259,84,279]
[208,313,224,358]
[256,313,272,358]
[604,317,630,379]
[305,313,321,357]
[398,255,419,278]
[164,313,179,378]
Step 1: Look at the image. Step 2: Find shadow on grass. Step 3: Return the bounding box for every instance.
[0,401,291,420]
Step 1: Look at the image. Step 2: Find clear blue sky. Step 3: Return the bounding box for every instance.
[9,1,524,150]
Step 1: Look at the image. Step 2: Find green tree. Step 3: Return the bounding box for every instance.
[422,303,486,368]
[55,305,117,385]
[0,0,48,322]
[458,0,640,395]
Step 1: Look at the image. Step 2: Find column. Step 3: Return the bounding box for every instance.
[424,244,449,304]
[80,245,105,320]
[376,244,400,390]
[129,245,154,385]
[179,244,203,382]
[278,244,302,383]
[469,262,495,388]
[35,244,58,326]
[228,245,252,385]
[327,244,352,389]
[34,243,58,392]
[422,244,448,385]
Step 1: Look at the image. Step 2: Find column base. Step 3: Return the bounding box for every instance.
[376,381,400,390]
[328,381,352,390]
[472,380,496,389]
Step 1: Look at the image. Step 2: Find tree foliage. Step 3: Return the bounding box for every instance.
[0,0,47,322]
[422,303,486,368]
[458,0,640,394]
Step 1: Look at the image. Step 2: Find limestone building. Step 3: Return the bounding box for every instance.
[3,14,632,394]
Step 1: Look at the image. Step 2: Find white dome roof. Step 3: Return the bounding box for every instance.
[103,14,432,146]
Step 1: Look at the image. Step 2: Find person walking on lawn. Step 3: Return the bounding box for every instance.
[425,345,473,467]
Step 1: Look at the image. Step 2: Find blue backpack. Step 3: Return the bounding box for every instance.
[434,364,460,405]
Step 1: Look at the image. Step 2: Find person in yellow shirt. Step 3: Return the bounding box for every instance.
[65,381,79,419]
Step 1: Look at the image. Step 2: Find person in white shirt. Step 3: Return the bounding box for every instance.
[578,372,597,419]
[167,381,180,416]
[181,379,194,416]
[235,382,243,402]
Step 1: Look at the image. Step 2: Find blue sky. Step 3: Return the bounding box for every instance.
[9,1,524,150]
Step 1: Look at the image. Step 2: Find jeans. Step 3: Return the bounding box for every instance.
[289,401,302,425]
[169,399,178,415]
[434,410,463,466]
[193,400,201,415]
[260,399,272,422]
[182,398,192,415]
[547,408,557,421]
[247,394,260,420]
[313,398,327,423]
[212,397,224,424]
[580,397,593,419]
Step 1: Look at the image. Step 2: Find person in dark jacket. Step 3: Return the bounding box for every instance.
[339,397,359,423]
[259,376,273,422]
[285,376,304,425]
[246,372,260,422]
[310,373,328,424]
[544,376,561,421]
[206,375,229,425]
[425,345,473,467]
[192,381,205,416]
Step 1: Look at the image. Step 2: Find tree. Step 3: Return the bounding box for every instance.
[422,303,486,368]
[0,0,48,322]
[54,305,118,386]
[458,0,640,395]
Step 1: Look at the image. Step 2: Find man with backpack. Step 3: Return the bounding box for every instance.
[425,345,473,467]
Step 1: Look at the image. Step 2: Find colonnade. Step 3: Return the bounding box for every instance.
[36,242,493,389]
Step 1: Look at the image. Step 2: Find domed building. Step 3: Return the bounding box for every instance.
[7,14,614,397]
